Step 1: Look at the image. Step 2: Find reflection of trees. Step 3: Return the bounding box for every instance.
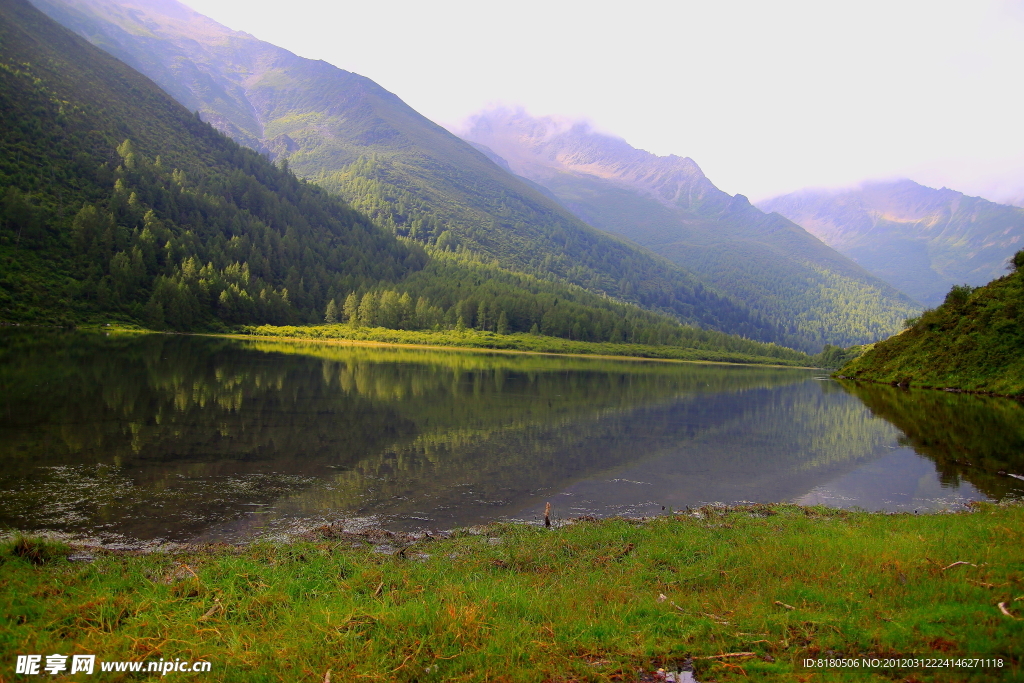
[0,331,808,474]
[285,380,900,525]
[837,381,1024,499]
[2,330,914,539]
[0,331,414,476]
[0,329,816,537]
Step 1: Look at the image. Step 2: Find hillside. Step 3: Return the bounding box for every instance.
[0,0,814,363]
[29,0,795,346]
[459,108,921,350]
[0,0,425,328]
[837,251,1024,396]
[759,179,1024,307]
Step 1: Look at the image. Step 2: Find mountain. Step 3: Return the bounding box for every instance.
[837,250,1024,396]
[0,0,428,329]
[459,108,921,350]
[759,179,1024,308]
[29,0,793,346]
[0,0,814,364]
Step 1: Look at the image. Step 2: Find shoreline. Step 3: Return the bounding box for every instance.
[214,330,819,370]
[0,500,1003,553]
[834,375,1024,402]
[1,322,821,368]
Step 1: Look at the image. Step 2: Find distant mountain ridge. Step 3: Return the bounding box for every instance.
[32,0,800,346]
[459,108,921,349]
[27,0,442,160]
[759,179,1024,307]
[463,114,722,211]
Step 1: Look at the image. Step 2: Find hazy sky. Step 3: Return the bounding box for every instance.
[183,0,1024,203]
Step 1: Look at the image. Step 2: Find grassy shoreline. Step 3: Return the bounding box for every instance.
[3,503,1021,681]
[215,332,814,370]
[234,323,815,367]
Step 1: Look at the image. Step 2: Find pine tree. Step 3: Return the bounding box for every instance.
[325,298,338,323]
[343,292,359,325]
[477,300,488,331]
[398,292,413,328]
[378,290,401,328]
[358,291,378,327]
[497,310,509,335]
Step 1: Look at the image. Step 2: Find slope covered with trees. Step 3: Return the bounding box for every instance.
[0,0,810,365]
[0,0,421,328]
[29,0,798,347]
[837,251,1024,396]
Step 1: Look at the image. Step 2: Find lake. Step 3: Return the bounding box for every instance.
[1,329,1021,543]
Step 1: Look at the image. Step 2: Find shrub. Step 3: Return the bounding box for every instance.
[1011,249,1024,272]
[943,284,974,309]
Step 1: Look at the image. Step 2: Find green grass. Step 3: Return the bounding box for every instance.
[2,503,1022,681]
[236,324,814,367]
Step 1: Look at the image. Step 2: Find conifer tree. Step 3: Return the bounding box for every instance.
[398,292,413,328]
[358,292,378,327]
[343,292,360,324]
[324,298,338,323]
[477,300,488,331]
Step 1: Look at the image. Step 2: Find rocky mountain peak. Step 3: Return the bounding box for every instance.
[460,107,727,212]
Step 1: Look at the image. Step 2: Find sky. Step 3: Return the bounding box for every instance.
[181,0,1024,203]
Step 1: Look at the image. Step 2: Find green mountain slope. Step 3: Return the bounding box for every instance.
[459,108,921,350]
[837,251,1024,396]
[30,0,795,345]
[0,0,811,363]
[759,179,1024,307]
[0,0,424,328]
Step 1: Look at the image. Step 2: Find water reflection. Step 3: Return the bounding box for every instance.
[0,330,1019,542]
[835,381,1024,501]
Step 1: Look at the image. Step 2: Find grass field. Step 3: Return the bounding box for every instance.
[2,503,1021,681]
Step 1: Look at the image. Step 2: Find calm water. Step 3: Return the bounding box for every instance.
[1,329,1022,543]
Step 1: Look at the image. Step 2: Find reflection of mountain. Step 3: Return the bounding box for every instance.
[837,381,1024,499]
[263,377,900,529]
[526,380,901,519]
[1,330,988,541]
